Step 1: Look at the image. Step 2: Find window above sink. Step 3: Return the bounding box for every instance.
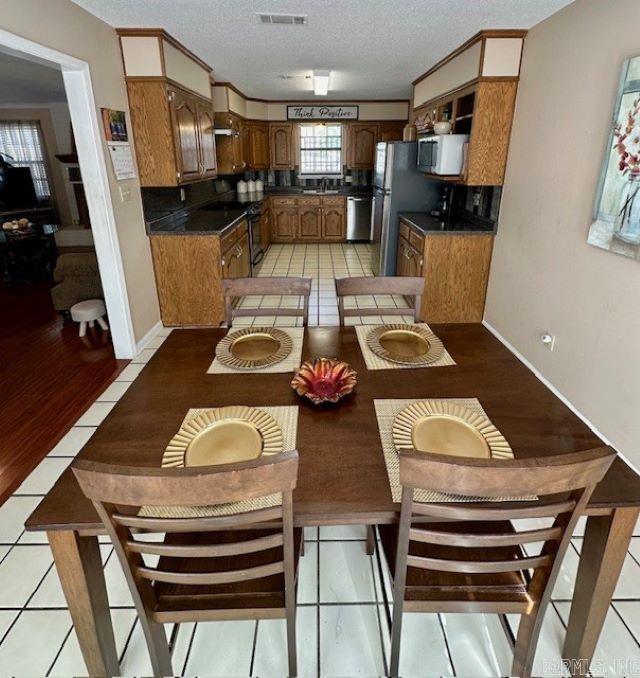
[298,123,343,177]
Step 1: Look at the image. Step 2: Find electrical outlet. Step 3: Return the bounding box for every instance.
[540,333,556,351]
[119,186,132,203]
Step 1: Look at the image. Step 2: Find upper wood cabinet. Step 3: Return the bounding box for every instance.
[270,123,295,170]
[126,81,217,186]
[215,112,246,174]
[411,29,525,186]
[346,123,379,169]
[378,122,405,143]
[245,122,270,170]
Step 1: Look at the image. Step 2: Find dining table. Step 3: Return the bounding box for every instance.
[25,324,640,677]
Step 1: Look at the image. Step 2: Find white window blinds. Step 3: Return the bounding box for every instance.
[0,121,51,199]
[299,123,342,175]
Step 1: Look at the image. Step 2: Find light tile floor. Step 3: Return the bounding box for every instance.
[1,245,639,676]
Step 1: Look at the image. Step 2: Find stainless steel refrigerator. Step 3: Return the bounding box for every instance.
[370,142,439,276]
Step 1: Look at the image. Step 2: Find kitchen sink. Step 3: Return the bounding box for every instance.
[301,189,341,195]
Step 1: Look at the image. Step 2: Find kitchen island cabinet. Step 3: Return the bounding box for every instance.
[397,215,494,323]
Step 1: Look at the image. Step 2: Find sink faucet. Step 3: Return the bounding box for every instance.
[320,176,329,193]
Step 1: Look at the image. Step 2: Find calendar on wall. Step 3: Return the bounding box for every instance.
[101,108,137,181]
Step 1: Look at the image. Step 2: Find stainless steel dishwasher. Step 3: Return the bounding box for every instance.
[346,195,373,242]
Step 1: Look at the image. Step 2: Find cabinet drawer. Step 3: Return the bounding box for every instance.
[298,197,321,206]
[409,229,425,252]
[399,220,410,241]
[321,196,345,206]
[272,197,298,206]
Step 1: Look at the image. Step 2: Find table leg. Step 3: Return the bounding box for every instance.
[563,507,639,677]
[48,530,119,677]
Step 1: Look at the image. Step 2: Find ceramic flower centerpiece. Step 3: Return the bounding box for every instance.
[613,96,640,245]
[291,358,357,405]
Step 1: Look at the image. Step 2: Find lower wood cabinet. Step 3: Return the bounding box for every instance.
[270,196,346,242]
[149,218,249,327]
[397,217,494,323]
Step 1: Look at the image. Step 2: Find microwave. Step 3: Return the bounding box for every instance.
[417,134,469,175]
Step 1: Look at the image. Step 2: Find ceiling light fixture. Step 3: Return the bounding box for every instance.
[313,70,330,96]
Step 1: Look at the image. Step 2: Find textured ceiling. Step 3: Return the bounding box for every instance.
[72,0,573,100]
[0,51,66,104]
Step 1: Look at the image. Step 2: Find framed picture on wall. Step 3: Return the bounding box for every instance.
[100,108,128,143]
[588,56,640,261]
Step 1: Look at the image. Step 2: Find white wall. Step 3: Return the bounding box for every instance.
[485,0,640,464]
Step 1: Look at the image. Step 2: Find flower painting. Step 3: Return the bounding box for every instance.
[588,56,640,260]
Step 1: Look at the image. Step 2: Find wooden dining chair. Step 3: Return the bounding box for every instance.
[222,277,312,327]
[380,446,615,678]
[335,276,424,325]
[72,450,300,678]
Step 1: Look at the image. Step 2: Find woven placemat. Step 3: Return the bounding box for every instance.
[355,324,456,370]
[139,405,298,518]
[374,398,533,503]
[207,327,304,374]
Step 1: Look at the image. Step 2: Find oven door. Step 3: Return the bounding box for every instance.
[248,214,263,274]
[416,137,438,173]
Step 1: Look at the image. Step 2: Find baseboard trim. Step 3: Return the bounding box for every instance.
[482,319,638,474]
[134,320,163,357]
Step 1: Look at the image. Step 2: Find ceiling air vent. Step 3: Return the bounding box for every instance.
[257,13,308,25]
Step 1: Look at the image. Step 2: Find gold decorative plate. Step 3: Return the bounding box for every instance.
[392,401,513,459]
[366,324,445,365]
[215,327,293,369]
[162,406,284,467]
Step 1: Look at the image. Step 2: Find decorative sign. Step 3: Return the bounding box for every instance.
[287,105,359,121]
[100,108,136,181]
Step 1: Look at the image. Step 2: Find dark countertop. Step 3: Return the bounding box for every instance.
[147,186,373,236]
[398,212,497,236]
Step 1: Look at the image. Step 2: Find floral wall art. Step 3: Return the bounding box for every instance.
[588,56,640,260]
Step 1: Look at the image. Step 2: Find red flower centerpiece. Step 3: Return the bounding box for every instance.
[291,358,357,405]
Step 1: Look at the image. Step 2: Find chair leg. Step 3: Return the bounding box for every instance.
[286,605,297,677]
[97,315,109,331]
[78,320,87,337]
[141,618,173,678]
[389,596,404,678]
[88,319,95,328]
[512,608,545,678]
[366,525,375,555]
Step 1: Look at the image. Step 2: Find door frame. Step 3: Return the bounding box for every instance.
[0,28,137,358]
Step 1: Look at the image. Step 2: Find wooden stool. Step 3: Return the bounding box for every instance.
[70,299,108,337]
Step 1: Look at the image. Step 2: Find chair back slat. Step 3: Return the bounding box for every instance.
[74,451,298,507]
[392,446,615,614]
[406,553,552,574]
[222,277,312,327]
[409,525,562,548]
[335,276,424,324]
[113,506,283,532]
[126,532,284,558]
[137,561,285,586]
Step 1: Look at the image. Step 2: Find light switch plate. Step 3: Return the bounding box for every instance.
[119,185,132,203]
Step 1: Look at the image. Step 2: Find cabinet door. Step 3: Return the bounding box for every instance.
[322,206,346,241]
[170,90,201,183]
[379,122,405,142]
[347,123,379,169]
[270,123,294,169]
[247,123,270,169]
[236,231,251,277]
[196,102,217,177]
[260,208,271,248]
[396,236,408,276]
[273,207,297,241]
[233,118,246,172]
[298,207,322,240]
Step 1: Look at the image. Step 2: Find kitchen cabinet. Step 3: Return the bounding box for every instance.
[379,122,405,143]
[245,122,270,170]
[272,205,298,241]
[221,221,250,279]
[397,217,494,322]
[321,199,346,241]
[215,112,246,174]
[347,123,379,169]
[270,123,295,169]
[126,80,217,186]
[260,206,271,249]
[299,203,322,240]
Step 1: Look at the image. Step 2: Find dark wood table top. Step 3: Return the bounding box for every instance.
[26,324,640,533]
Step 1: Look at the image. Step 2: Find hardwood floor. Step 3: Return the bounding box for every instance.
[0,282,126,505]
